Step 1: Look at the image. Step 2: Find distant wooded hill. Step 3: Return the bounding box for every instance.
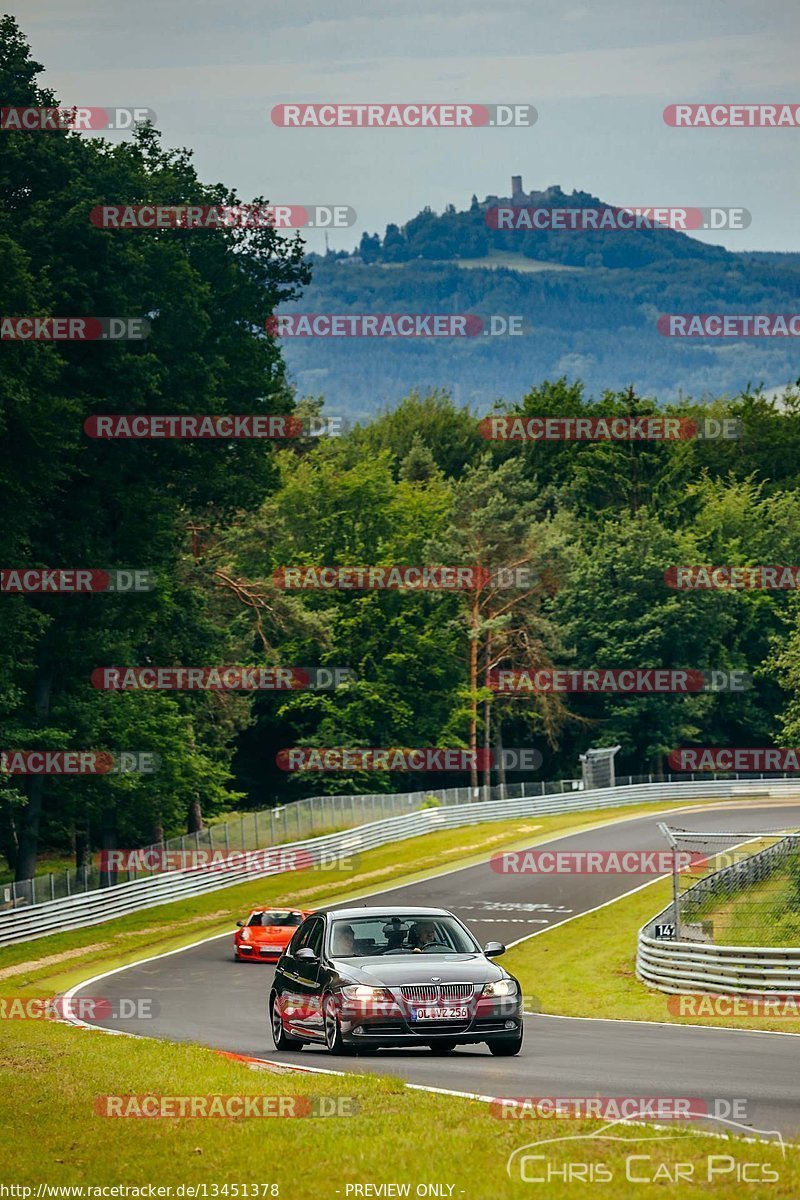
[278,186,800,417]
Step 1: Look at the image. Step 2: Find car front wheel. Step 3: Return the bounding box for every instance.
[487,1029,523,1056]
[270,994,303,1051]
[323,994,349,1055]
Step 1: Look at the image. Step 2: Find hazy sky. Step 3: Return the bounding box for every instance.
[16,0,800,252]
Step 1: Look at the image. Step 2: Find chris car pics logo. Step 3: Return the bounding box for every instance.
[506,1113,784,1185]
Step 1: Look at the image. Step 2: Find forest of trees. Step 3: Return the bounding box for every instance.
[4,17,800,881]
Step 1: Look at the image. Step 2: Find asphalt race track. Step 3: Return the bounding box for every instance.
[71,802,800,1138]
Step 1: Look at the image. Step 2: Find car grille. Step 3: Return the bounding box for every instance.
[399,983,473,1003]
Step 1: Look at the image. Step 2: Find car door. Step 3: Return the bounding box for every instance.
[279,915,325,1038]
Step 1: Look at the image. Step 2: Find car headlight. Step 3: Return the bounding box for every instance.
[239,929,251,941]
[340,985,393,1002]
[482,979,519,997]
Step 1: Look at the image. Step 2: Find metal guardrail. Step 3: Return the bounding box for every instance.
[3,768,790,908]
[2,776,798,948]
[638,830,800,995]
[1,778,585,908]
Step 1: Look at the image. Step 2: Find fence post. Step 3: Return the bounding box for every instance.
[254,810,260,849]
[658,822,681,940]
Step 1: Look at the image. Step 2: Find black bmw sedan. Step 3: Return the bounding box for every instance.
[269,906,524,1055]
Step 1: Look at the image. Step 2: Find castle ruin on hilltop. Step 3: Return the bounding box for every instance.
[478,176,594,209]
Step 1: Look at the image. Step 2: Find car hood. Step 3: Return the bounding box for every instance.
[331,953,508,986]
[245,926,293,939]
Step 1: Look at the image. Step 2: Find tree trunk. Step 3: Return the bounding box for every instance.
[187,795,204,834]
[0,802,18,874]
[482,628,492,798]
[98,808,118,888]
[496,724,507,802]
[469,597,479,789]
[74,826,91,873]
[14,651,52,882]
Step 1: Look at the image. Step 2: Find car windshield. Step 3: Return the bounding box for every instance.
[247,911,303,927]
[329,915,479,957]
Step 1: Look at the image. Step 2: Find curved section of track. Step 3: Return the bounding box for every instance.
[70,802,800,1136]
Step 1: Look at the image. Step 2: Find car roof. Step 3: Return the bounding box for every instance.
[325,906,452,919]
[248,906,306,914]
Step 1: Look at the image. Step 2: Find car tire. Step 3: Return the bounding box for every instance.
[487,1030,523,1056]
[427,1040,457,1054]
[323,994,349,1055]
[270,994,303,1051]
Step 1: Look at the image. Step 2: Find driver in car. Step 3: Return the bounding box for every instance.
[332,924,355,956]
[413,921,439,950]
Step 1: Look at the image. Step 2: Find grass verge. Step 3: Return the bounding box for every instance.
[1,1014,792,1195]
[506,874,800,1034]
[695,854,800,948]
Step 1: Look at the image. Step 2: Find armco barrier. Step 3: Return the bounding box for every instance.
[5,778,587,908]
[2,777,799,948]
[637,830,800,995]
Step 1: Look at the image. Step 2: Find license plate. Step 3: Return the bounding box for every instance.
[411,1006,468,1021]
[261,946,283,953]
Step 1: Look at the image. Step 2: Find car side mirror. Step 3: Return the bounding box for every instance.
[484,941,506,958]
[236,920,245,927]
[295,947,318,961]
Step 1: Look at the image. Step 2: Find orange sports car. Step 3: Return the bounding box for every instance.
[233,907,311,962]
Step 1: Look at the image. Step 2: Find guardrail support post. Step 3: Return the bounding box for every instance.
[658,821,681,939]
